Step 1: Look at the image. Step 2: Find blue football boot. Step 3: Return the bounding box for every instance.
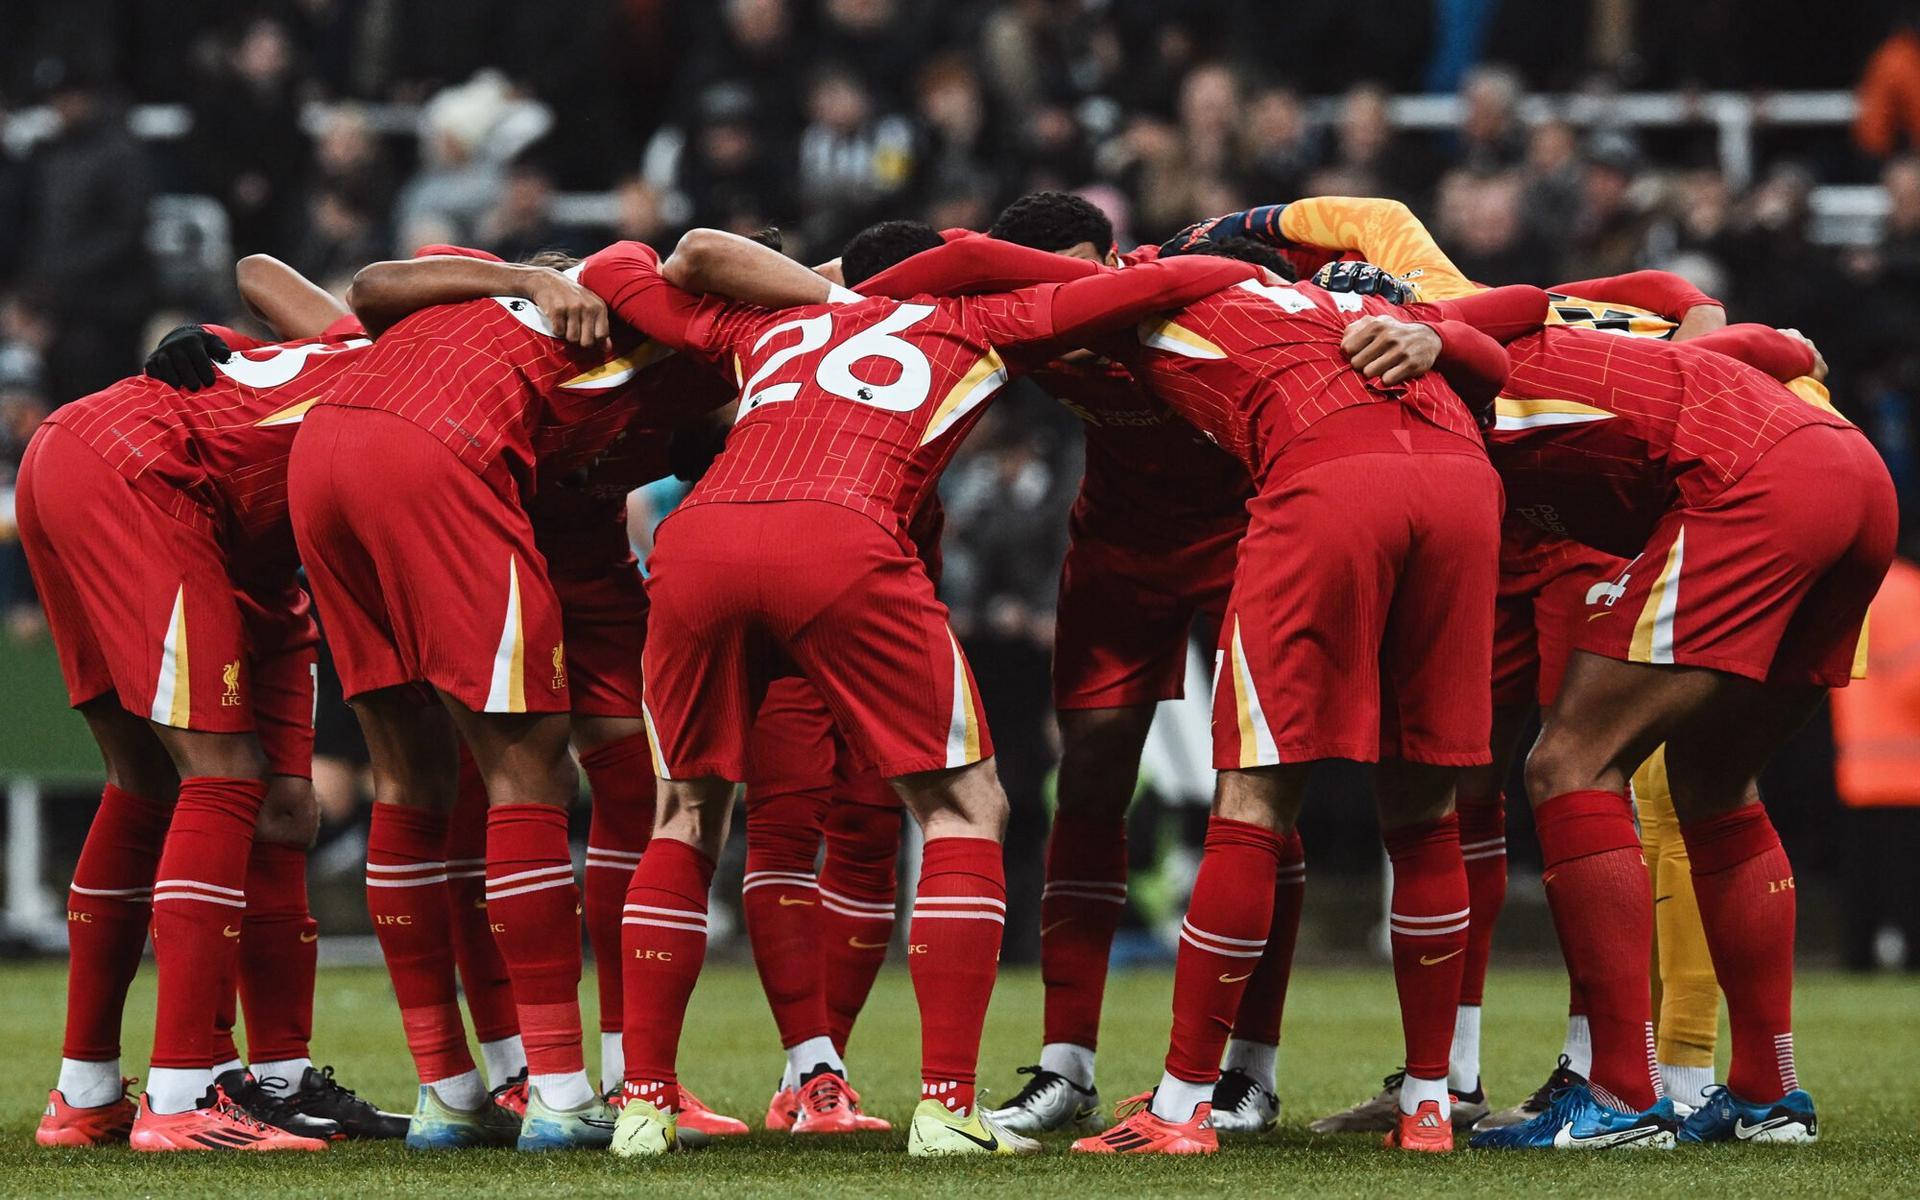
[1469,1083,1677,1150]
[1678,1086,1818,1145]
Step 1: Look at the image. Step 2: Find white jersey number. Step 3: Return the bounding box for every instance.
[213,338,370,390]
[740,304,935,414]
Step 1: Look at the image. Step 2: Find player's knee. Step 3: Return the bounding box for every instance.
[1523,728,1592,804]
[257,777,322,847]
[894,758,1008,840]
[655,776,736,856]
[744,789,825,873]
[1056,706,1153,816]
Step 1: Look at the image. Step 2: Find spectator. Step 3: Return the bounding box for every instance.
[1437,169,1555,285]
[307,105,397,230]
[1454,62,1527,172]
[912,55,1002,214]
[11,55,154,400]
[1519,118,1583,245]
[1855,5,1920,158]
[1239,84,1319,202]
[476,161,587,262]
[190,17,307,255]
[393,70,552,252]
[289,187,383,291]
[796,66,916,250]
[1556,135,1650,281]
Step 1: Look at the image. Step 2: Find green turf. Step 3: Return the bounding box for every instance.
[1,962,1914,1196]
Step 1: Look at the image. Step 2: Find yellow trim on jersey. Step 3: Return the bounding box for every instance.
[1137,317,1226,359]
[1852,613,1871,680]
[1786,375,1847,419]
[1629,529,1687,665]
[254,397,320,426]
[922,349,1008,445]
[1545,298,1675,338]
[151,585,192,727]
[557,341,675,391]
[640,697,672,780]
[485,557,527,713]
[1492,396,1616,431]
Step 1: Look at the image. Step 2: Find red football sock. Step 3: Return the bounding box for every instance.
[742,786,831,1049]
[1165,818,1281,1084]
[1383,814,1471,1083]
[1535,789,1658,1111]
[1681,804,1797,1101]
[237,841,317,1064]
[1456,793,1508,1008]
[1229,830,1306,1046]
[620,837,715,1110]
[1039,808,1129,1051]
[910,836,1005,1116]
[211,970,241,1067]
[367,803,473,1085]
[62,785,168,1062]
[819,779,900,1053]
[485,803,585,1080]
[446,757,516,1045]
[150,778,263,1070]
[581,733,655,1036]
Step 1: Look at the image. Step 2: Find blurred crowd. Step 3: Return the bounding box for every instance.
[2,1,1919,957]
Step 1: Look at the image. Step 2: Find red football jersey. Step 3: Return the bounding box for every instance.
[316,245,653,492]
[1109,278,1485,483]
[43,316,370,575]
[1490,325,1855,557]
[583,241,1255,540]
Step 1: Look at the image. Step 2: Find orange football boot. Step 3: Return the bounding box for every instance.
[1072,1093,1218,1155]
[36,1081,136,1147]
[129,1087,328,1151]
[676,1086,749,1139]
[1384,1099,1455,1152]
[791,1072,864,1134]
[765,1085,800,1132]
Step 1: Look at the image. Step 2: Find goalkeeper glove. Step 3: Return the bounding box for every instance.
[144,325,231,391]
[1312,260,1413,305]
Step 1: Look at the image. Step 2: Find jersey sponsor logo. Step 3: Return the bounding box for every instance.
[220,660,243,707]
[1516,503,1570,537]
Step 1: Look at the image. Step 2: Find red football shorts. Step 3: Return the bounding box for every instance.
[1575,424,1896,687]
[17,424,315,771]
[1213,442,1501,769]
[288,407,568,713]
[1491,536,1629,708]
[745,676,904,811]
[551,564,648,718]
[642,500,991,781]
[1052,511,1241,711]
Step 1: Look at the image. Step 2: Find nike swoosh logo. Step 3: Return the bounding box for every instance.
[474,898,487,909]
[1419,949,1464,966]
[848,937,888,950]
[1654,895,1673,905]
[299,931,319,943]
[778,897,814,907]
[1218,972,1253,984]
[948,1124,999,1152]
[1734,1116,1792,1139]
[580,1117,617,1130]
[1588,611,1613,621]
[222,926,241,939]
[1560,1122,1660,1148]
[1040,919,1073,936]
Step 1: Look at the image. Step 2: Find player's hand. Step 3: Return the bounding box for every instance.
[1341,316,1442,386]
[1313,260,1414,304]
[144,324,231,391]
[1160,216,1230,257]
[1778,327,1829,382]
[522,268,610,351]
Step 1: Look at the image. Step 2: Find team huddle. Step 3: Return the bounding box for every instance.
[21,187,1894,1158]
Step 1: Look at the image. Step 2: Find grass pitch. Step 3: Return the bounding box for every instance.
[0,961,1914,1196]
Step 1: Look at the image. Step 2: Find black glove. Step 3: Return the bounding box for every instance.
[667,423,730,483]
[144,325,231,391]
[1160,204,1292,257]
[1311,260,1413,305]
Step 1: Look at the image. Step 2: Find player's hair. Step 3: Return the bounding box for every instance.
[1161,235,1296,281]
[746,226,785,253]
[839,219,945,287]
[523,249,581,270]
[989,190,1114,254]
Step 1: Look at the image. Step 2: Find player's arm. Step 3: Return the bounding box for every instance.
[579,240,767,360]
[981,255,1258,350]
[1675,324,1822,382]
[1548,269,1726,336]
[346,251,609,347]
[661,228,848,308]
[1341,315,1511,416]
[864,233,1098,300]
[236,254,350,341]
[1417,284,1551,342]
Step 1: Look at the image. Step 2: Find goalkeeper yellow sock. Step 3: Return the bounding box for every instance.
[1635,748,1721,1108]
